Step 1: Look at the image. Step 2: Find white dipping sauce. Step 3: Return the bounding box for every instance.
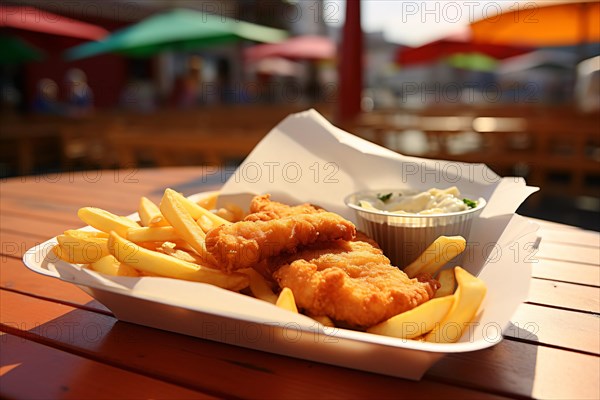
[357,187,475,215]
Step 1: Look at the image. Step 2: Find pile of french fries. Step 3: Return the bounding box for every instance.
[52,189,486,343]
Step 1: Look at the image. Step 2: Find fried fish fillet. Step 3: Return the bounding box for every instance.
[273,240,439,328]
[205,212,356,272]
[244,194,323,222]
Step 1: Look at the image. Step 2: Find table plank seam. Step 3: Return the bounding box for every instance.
[503,334,600,358]
[0,322,245,400]
[0,191,136,216]
[1,207,82,227]
[541,240,600,249]
[535,256,600,267]
[524,300,599,316]
[0,287,114,317]
[531,276,600,289]
[1,228,56,242]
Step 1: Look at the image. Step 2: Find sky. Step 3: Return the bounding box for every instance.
[323,0,528,46]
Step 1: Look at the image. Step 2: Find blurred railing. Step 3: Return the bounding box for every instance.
[2,104,598,202]
[0,104,333,176]
[351,105,600,199]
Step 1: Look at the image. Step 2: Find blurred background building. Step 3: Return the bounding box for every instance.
[1,0,599,230]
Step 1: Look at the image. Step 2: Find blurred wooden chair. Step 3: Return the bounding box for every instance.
[352,106,600,199]
[59,118,119,170]
[107,126,264,168]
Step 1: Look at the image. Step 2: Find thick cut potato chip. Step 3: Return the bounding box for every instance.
[91,254,140,277]
[196,192,219,210]
[55,234,110,263]
[165,189,230,228]
[403,236,466,278]
[52,244,103,264]
[78,207,139,237]
[367,295,454,339]
[126,226,181,243]
[425,267,487,343]
[434,269,457,298]
[242,269,278,304]
[138,197,169,227]
[309,315,335,327]
[276,287,298,313]
[160,189,208,256]
[107,231,248,291]
[196,215,214,233]
[64,229,109,239]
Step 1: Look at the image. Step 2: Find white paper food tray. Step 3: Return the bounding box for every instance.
[23,109,539,380]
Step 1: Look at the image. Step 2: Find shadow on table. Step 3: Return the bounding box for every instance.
[426,322,539,398]
[1,304,533,398]
[518,194,600,232]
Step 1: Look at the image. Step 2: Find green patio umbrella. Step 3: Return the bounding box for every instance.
[0,34,44,64]
[65,8,288,60]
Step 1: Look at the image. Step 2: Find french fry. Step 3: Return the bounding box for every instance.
[126,226,181,243]
[90,254,140,277]
[310,315,335,327]
[52,244,85,264]
[158,242,205,264]
[197,192,219,210]
[403,236,466,278]
[434,269,457,298]
[196,215,214,233]
[138,197,169,227]
[215,208,236,223]
[367,296,454,339]
[77,207,139,237]
[165,189,230,228]
[425,267,487,343]
[243,269,278,304]
[190,202,230,228]
[159,189,208,256]
[276,287,298,313]
[55,234,110,263]
[223,203,245,222]
[107,231,249,291]
[64,229,109,239]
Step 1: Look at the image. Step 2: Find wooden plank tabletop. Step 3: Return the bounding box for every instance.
[1,167,599,400]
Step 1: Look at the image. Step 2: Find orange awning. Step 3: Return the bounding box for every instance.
[470,1,600,46]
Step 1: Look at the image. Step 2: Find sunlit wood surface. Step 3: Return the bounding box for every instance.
[1,167,598,399]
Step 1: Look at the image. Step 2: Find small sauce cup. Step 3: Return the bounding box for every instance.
[345,190,486,268]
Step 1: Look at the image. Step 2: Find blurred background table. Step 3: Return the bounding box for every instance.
[1,167,598,399]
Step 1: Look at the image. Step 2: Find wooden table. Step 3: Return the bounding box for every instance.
[1,167,598,399]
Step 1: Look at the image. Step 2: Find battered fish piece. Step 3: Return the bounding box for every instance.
[205,212,356,272]
[273,240,439,328]
[245,194,323,222]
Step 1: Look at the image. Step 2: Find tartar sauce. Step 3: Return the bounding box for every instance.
[357,187,477,215]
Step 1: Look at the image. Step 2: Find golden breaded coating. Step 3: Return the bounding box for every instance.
[273,240,439,328]
[244,194,323,222]
[205,212,356,272]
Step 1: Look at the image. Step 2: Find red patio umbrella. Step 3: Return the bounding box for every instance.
[396,30,531,66]
[0,6,108,40]
[244,35,335,62]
